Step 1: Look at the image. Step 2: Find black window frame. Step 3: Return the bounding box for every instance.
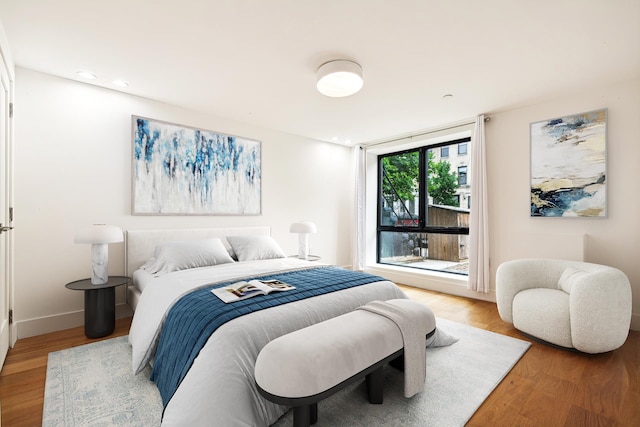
[440,146,449,157]
[376,137,471,265]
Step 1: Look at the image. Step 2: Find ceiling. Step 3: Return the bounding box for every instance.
[1,1,638,145]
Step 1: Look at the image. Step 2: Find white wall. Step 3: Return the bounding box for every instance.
[13,68,354,338]
[365,77,640,331]
[12,68,640,337]
[487,77,640,330]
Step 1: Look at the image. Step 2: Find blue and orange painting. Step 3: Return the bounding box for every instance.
[133,117,261,214]
[530,109,606,217]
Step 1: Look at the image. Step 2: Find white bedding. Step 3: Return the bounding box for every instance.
[128,258,407,426]
[131,268,155,292]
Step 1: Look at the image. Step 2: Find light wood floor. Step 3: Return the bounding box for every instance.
[0,286,638,426]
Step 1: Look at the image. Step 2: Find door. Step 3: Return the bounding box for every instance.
[0,51,12,368]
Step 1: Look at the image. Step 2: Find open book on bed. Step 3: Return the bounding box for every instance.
[212,279,295,303]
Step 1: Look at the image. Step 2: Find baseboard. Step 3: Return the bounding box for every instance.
[15,303,133,340]
[631,313,640,332]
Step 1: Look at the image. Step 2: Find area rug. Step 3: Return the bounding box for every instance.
[43,318,530,427]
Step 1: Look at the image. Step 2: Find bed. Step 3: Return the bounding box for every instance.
[126,226,407,427]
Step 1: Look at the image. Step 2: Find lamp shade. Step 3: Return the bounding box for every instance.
[289,222,317,234]
[316,60,363,97]
[75,224,123,244]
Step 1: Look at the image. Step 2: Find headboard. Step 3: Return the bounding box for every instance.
[125,226,271,276]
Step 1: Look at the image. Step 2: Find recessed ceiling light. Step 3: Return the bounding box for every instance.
[77,71,96,80]
[332,137,339,141]
[316,60,363,97]
[112,79,129,88]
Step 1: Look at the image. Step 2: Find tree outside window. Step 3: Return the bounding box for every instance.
[377,137,471,275]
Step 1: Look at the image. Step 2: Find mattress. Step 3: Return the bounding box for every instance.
[127,258,406,426]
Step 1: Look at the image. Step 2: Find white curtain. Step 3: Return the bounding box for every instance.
[352,146,366,271]
[468,115,490,292]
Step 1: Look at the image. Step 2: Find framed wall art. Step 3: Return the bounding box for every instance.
[132,116,261,215]
[530,108,607,217]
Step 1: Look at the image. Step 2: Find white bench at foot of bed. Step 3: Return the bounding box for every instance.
[255,299,436,427]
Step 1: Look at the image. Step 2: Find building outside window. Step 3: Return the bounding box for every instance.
[458,142,468,155]
[458,166,468,185]
[377,137,471,275]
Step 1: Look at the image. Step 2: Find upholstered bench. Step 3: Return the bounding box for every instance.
[255,299,436,427]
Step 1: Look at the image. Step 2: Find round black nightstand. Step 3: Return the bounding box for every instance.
[65,276,130,338]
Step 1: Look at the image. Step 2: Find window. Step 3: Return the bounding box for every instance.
[458,166,467,185]
[377,137,471,275]
[458,142,468,155]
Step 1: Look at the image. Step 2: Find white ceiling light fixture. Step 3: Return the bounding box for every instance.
[112,79,129,88]
[316,60,363,98]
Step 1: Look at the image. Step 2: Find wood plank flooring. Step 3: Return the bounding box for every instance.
[0,317,132,427]
[399,285,640,427]
[0,286,638,426]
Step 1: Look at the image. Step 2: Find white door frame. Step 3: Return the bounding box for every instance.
[0,24,16,363]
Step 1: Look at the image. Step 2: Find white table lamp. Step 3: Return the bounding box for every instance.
[290,221,317,260]
[75,224,123,285]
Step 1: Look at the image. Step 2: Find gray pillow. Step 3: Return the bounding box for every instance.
[226,235,287,262]
[141,238,235,276]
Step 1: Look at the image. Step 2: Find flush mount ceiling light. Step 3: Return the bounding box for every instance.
[316,60,363,97]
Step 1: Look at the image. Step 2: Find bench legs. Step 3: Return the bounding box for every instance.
[366,365,384,404]
[291,366,384,427]
[293,402,318,427]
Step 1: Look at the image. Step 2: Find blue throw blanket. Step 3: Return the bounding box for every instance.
[151,266,385,408]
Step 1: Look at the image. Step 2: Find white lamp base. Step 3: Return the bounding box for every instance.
[298,234,309,260]
[91,243,109,285]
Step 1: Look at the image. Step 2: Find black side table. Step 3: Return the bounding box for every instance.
[65,276,130,338]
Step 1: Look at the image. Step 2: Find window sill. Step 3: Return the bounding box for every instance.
[364,263,495,302]
[366,263,467,286]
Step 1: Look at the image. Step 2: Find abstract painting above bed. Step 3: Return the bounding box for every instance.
[131,116,261,215]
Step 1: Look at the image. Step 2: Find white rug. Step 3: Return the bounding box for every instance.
[43,318,530,427]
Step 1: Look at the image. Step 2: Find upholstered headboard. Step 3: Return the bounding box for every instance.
[125,226,271,276]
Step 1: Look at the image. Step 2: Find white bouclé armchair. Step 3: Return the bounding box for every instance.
[496,258,632,353]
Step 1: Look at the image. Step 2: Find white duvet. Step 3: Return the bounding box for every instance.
[128,258,407,426]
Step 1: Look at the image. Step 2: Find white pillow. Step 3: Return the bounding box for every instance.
[557,267,587,294]
[226,235,287,262]
[140,238,235,276]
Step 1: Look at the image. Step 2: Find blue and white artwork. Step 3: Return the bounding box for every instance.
[530,109,607,217]
[132,116,261,215]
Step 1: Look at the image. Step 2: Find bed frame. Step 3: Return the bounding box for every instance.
[125,226,271,310]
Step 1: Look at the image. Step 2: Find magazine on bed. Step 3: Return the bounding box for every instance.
[211,279,295,303]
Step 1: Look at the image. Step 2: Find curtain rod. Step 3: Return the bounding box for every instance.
[362,116,490,149]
